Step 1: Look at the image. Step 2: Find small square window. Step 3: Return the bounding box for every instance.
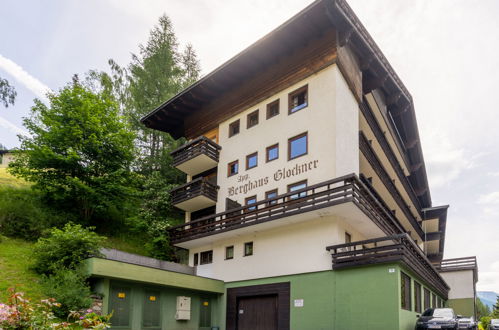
[229,120,240,137]
[289,85,308,114]
[244,242,253,256]
[288,132,308,160]
[200,250,213,265]
[266,100,280,119]
[246,152,258,170]
[266,144,279,162]
[228,160,239,177]
[225,246,234,260]
[245,196,257,212]
[193,253,199,266]
[288,180,307,200]
[265,189,278,206]
[247,110,259,129]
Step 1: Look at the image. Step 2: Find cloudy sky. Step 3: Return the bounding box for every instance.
[1,0,498,292]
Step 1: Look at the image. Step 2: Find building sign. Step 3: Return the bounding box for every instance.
[294,299,304,307]
[228,160,319,197]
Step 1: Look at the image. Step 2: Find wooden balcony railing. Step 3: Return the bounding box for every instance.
[171,136,221,168]
[433,256,478,282]
[168,173,406,244]
[171,177,219,207]
[326,234,450,298]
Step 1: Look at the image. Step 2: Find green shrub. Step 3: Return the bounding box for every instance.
[32,223,105,275]
[481,316,492,329]
[41,268,93,318]
[0,186,68,241]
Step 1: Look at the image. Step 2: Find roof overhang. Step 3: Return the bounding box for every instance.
[422,205,449,262]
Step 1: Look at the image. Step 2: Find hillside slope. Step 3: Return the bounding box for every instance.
[478,291,498,310]
[0,236,45,302]
[0,168,29,188]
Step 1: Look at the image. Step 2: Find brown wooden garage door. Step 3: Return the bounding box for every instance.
[237,294,278,330]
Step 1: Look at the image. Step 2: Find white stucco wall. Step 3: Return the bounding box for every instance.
[440,270,475,299]
[214,64,359,213]
[192,214,367,282]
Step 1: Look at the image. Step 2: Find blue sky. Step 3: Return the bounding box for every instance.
[1,0,498,292]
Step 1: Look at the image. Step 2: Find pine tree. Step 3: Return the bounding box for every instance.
[0,76,16,107]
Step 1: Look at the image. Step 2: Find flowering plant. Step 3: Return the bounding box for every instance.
[68,309,112,329]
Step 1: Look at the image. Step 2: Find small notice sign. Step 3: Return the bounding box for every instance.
[388,268,396,273]
[294,299,304,307]
[149,296,156,301]
[118,292,126,299]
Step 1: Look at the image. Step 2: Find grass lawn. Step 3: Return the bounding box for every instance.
[0,167,29,188]
[102,235,149,256]
[0,236,46,303]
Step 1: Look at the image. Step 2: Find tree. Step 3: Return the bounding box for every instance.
[0,76,16,107]
[9,76,138,224]
[492,295,499,318]
[477,298,491,319]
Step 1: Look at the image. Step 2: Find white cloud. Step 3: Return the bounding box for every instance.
[478,192,499,205]
[0,116,28,136]
[0,53,51,101]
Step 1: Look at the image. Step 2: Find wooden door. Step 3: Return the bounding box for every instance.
[236,295,278,330]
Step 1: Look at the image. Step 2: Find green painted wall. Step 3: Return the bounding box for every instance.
[85,258,224,294]
[334,264,400,330]
[448,298,475,318]
[224,271,336,330]
[92,279,221,330]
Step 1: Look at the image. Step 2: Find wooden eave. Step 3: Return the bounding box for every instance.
[422,205,449,262]
[140,0,433,208]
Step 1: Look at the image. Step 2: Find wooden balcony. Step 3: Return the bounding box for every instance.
[168,173,407,246]
[326,234,450,298]
[170,136,221,176]
[433,256,478,281]
[171,177,219,212]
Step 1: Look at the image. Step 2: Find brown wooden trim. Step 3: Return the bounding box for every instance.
[288,132,308,160]
[226,282,290,330]
[247,109,259,129]
[288,84,308,114]
[228,119,240,138]
[266,143,279,162]
[227,160,239,177]
[245,152,258,170]
[266,99,280,119]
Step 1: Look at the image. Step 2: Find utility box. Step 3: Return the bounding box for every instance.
[175,296,191,320]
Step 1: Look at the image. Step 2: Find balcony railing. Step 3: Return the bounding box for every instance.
[433,256,478,281]
[168,173,406,244]
[170,136,221,176]
[171,177,219,212]
[326,234,449,298]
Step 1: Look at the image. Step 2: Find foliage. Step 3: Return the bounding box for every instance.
[69,310,112,329]
[0,237,45,303]
[0,186,69,241]
[0,288,71,329]
[0,76,16,107]
[9,77,139,224]
[477,297,492,319]
[41,268,92,318]
[493,295,499,318]
[32,223,105,275]
[480,316,491,329]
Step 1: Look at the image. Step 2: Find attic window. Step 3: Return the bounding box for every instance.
[247,110,259,129]
[289,85,308,114]
[229,120,240,137]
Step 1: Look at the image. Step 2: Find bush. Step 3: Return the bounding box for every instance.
[0,187,68,241]
[32,223,105,275]
[481,316,491,329]
[41,268,93,318]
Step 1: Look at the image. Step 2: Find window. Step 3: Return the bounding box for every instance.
[225,246,234,260]
[245,196,257,212]
[424,288,430,311]
[193,253,199,266]
[288,132,308,160]
[229,120,240,137]
[432,293,436,308]
[265,189,278,206]
[247,110,259,128]
[266,99,280,119]
[246,152,258,170]
[228,160,239,177]
[288,85,308,114]
[344,232,352,251]
[200,250,213,265]
[266,144,279,162]
[288,180,307,200]
[414,282,422,313]
[401,272,411,310]
[244,242,253,256]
